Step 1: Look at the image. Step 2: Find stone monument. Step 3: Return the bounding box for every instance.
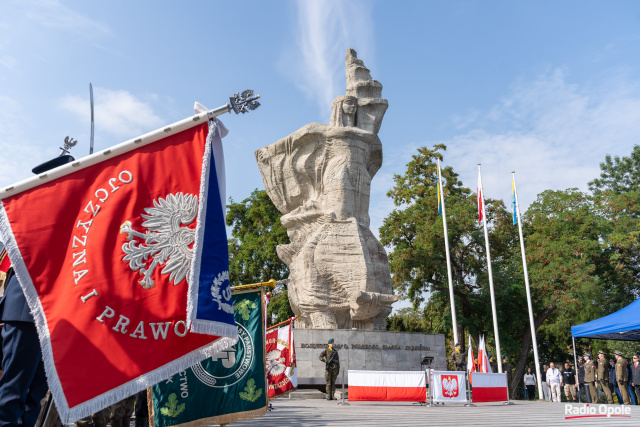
[256,49,397,330]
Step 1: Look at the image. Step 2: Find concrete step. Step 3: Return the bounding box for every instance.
[288,389,325,399]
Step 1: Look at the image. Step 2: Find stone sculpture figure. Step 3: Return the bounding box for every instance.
[255,49,397,330]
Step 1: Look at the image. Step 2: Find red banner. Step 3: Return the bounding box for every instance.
[0,123,236,422]
[266,319,297,398]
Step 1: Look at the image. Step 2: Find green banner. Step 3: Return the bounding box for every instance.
[151,290,267,427]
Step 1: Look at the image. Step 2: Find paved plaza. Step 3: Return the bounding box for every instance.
[232,399,640,426]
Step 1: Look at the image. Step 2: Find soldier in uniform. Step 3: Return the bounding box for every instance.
[615,350,631,405]
[597,350,613,404]
[319,339,340,400]
[488,354,498,373]
[448,342,466,371]
[583,353,598,403]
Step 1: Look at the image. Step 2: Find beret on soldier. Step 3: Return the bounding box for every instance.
[328,339,334,344]
[455,342,461,346]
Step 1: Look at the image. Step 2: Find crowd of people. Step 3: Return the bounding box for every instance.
[447,341,640,404]
[527,350,640,404]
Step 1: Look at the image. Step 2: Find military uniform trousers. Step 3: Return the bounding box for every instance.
[325,365,340,399]
[88,395,136,427]
[134,390,149,427]
[585,381,598,403]
[0,321,48,427]
[632,384,640,406]
[598,380,613,403]
[111,395,136,425]
[619,380,631,405]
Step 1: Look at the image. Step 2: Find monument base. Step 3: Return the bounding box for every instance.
[294,329,446,385]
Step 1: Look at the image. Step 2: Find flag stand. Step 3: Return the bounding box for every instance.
[464,372,476,407]
[424,369,436,407]
[337,369,349,406]
[503,374,515,405]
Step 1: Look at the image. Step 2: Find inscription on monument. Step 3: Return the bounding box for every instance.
[299,343,430,351]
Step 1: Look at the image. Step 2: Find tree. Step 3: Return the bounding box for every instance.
[589,145,640,195]
[509,189,606,394]
[226,189,293,324]
[386,308,428,332]
[380,144,519,352]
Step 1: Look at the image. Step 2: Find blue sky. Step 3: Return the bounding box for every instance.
[2,1,640,308]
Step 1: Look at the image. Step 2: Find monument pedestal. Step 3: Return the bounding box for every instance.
[294,329,446,385]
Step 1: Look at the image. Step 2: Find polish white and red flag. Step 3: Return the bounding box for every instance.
[466,335,476,373]
[477,335,492,373]
[0,112,238,422]
[348,371,426,402]
[471,372,509,402]
[266,318,298,398]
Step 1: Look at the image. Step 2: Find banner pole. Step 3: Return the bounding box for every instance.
[478,164,502,373]
[0,91,260,200]
[438,159,459,344]
[513,172,543,399]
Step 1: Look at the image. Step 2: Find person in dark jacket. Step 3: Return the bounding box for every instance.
[610,359,622,404]
[630,354,640,405]
[626,356,637,405]
[0,270,48,427]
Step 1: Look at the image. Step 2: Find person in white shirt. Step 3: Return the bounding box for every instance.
[547,362,562,402]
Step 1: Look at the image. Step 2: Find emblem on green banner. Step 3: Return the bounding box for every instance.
[191,322,254,388]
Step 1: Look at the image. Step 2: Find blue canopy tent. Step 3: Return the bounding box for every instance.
[570,298,640,404]
[571,298,640,341]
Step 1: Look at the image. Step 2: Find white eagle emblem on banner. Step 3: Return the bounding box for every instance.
[120,193,198,289]
[441,375,459,398]
[266,349,287,377]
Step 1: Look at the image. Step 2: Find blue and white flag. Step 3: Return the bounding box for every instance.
[188,103,235,336]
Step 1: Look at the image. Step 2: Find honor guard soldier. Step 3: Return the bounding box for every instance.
[615,350,631,405]
[319,339,340,400]
[597,350,613,404]
[583,353,598,403]
[488,354,498,373]
[448,342,466,371]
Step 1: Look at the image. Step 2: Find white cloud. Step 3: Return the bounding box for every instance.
[23,0,110,36]
[59,88,163,139]
[282,0,375,116]
[433,68,640,211]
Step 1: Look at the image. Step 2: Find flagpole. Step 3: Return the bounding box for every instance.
[438,159,459,344]
[512,172,543,399]
[478,164,502,373]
